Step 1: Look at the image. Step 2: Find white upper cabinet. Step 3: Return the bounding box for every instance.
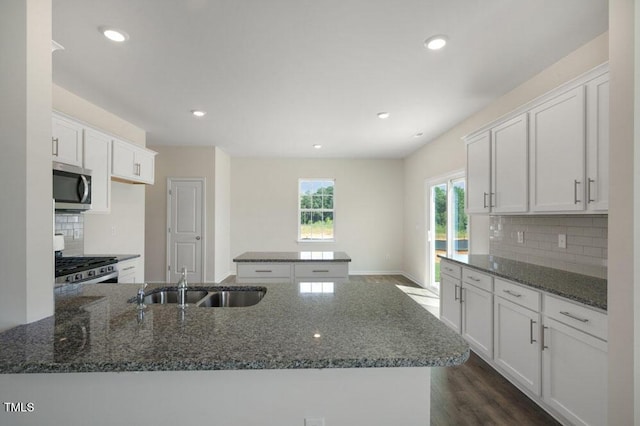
[585,74,609,211]
[491,113,528,213]
[52,115,83,167]
[83,128,112,213]
[465,132,491,214]
[530,87,586,212]
[111,139,156,184]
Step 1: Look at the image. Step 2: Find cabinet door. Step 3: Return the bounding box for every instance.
[586,74,609,212]
[494,297,541,396]
[439,274,461,332]
[530,87,586,212]
[52,115,83,167]
[465,132,491,214]
[135,149,155,184]
[112,139,136,180]
[461,284,493,359]
[83,129,111,213]
[118,258,140,283]
[542,318,607,426]
[491,113,528,213]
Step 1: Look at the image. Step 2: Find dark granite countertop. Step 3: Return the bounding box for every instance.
[439,255,607,311]
[0,281,468,374]
[234,251,351,263]
[83,254,140,262]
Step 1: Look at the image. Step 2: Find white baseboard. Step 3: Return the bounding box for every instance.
[400,272,426,288]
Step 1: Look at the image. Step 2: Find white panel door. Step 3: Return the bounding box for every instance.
[529,87,586,212]
[465,131,491,214]
[494,296,541,396]
[542,318,608,426]
[439,274,461,332]
[461,283,493,359]
[168,179,204,283]
[491,113,528,213]
[586,74,609,212]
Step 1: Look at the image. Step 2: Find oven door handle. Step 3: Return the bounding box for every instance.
[78,175,90,203]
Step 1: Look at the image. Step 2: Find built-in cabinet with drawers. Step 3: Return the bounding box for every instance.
[52,112,157,213]
[236,262,349,284]
[116,257,142,283]
[439,259,607,426]
[465,63,609,214]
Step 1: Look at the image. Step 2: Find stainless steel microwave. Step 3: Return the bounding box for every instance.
[53,162,92,211]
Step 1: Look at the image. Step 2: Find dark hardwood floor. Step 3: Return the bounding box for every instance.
[221,274,561,425]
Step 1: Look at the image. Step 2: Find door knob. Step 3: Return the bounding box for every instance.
[196,236,200,240]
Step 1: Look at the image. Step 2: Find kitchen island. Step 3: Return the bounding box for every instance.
[0,280,468,425]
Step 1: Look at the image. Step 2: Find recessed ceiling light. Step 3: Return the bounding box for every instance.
[424,35,448,50]
[99,27,129,43]
[313,333,321,339]
[414,132,424,138]
[313,144,322,149]
[377,112,390,119]
[191,110,206,117]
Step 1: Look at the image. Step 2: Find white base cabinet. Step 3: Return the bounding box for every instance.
[236,262,349,284]
[440,273,462,332]
[117,258,142,283]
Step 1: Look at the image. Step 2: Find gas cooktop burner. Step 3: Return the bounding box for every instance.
[55,256,118,284]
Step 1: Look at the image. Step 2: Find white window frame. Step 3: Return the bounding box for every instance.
[297,178,335,243]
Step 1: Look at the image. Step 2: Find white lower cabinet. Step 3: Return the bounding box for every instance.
[117,258,141,283]
[494,295,541,396]
[440,273,462,332]
[236,262,349,284]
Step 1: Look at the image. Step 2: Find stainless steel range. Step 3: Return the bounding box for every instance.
[55,255,118,284]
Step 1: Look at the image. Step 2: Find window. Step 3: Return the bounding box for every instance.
[298,179,335,241]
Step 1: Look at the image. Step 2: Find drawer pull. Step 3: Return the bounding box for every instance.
[503,289,522,298]
[312,269,329,273]
[122,266,135,271]
[445,267,454,272]
[560,311,589,323]
[530,319,537,344]
[467,276,481,282]
[255,270,273,273]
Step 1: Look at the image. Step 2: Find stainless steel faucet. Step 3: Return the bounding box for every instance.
[177,266,188,308]
[136,283,147,310]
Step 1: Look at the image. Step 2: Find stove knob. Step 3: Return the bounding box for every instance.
[108,266,114,272]
[75,274,82,281]
[100,267,106,274]
[66,276,73,282]
[87,270,95,277]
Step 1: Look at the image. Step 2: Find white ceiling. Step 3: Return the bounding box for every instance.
[52,0,608,158]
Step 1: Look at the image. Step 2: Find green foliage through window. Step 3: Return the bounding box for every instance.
[299,179,335,240]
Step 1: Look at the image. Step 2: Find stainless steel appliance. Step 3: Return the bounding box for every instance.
[55,255,118,284]
[53,161,92,211]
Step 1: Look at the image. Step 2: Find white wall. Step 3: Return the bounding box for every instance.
[402,32,609,287]
[0,0,54,331]
[231,158,404,274]
[52,85,147,278]
[214,147,232,281]
[608,0,636,424]
[145,146,217,283]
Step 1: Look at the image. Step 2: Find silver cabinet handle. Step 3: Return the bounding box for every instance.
[467,276,481,282]
[195,236,201,240]
[542,326,549,350]
[483,192,488,209]
[490,192,495,208]
[460,287,465,303]
[588,178,595,203]
[52,137,59,156]
[503,289,522,298]
[530,319,537,344]
[122,266,135,271]
[560,311,589,323]
[574,179,581,204]
[312,269,329,273]
[255,270,272,273]
[454,284,459,301]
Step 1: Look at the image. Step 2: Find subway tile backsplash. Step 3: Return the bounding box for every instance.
[54,213,84,256]
[489,215,607,279]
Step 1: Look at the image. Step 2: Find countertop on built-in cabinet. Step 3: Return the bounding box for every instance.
[0,280,468,374]
[439,254,607,311]
[233,251,351,263]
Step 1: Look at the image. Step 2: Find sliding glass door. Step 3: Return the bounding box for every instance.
[428,173,468,293]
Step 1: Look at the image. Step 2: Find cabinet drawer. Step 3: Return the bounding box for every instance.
[237,263,291,278]
[543,294,607,340]
[294,263,348,279]
[495,278,540,312]
[463,268,493,292]
[440,260,462,280]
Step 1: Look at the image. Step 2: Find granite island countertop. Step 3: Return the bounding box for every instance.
[234,251,351,262]
[0,281,468,374]
[439,254,607,311]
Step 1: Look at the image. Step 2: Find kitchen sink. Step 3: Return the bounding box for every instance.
[198,290,265,308]
[142,290,209,305]
[129,287,266,307]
